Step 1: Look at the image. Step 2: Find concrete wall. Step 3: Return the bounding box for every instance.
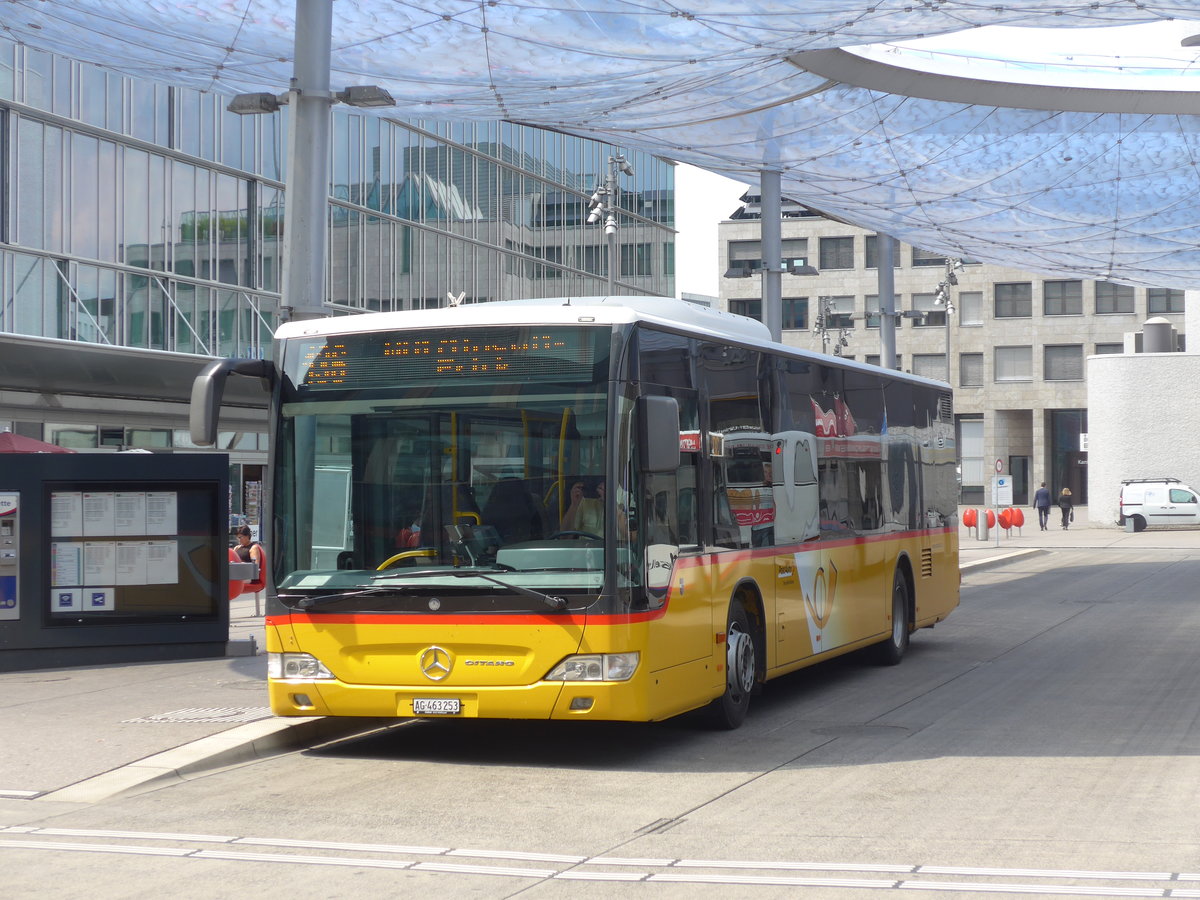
[1087,352,1200,524]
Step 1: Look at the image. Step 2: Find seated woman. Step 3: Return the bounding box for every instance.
[561,478,605,535]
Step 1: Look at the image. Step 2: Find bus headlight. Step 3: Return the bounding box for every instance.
[545,652,639,682]
[268,652,335,680]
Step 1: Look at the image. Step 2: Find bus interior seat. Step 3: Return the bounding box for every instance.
[482,478,545,543]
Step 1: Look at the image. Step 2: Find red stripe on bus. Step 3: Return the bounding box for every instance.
[266,526,953,629]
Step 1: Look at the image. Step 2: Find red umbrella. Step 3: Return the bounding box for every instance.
[0,432,76,453]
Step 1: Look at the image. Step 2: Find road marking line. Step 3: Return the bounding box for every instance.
[584,856,676,866]
[414,861,558,877]
[652,872,898,888]
[919,866,1172,881]
[196,850,414,869]
[902,879,1165,897]
[3,825,1199,897]
[446,847,586,863]
[236,836,448,855]
[33,828,237,843]
[0,839,191,857]
[676,858,914,873]
[556,870,648,881]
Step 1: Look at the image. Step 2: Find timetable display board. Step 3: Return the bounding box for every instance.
[46,482,220,622]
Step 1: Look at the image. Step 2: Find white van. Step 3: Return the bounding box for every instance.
[1118,478,1200,530]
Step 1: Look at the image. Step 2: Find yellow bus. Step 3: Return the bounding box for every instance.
[193,296,958,729]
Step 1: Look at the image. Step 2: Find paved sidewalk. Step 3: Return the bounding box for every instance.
[1,511,1196,810]
[957,504,1200,571]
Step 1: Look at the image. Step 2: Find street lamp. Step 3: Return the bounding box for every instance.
[224,69,397,323]
[587,154,635,294]
[225,84,397,115]
[932,258,962,383]
[813,296,852,357]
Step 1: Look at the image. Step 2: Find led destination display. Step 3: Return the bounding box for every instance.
[289,326,603,390]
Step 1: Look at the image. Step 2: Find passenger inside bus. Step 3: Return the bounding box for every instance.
[561,477,605,535]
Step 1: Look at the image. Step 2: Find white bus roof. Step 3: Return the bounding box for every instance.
[275,296,950,391]
[275,296,769,344]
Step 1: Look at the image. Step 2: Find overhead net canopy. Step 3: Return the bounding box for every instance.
[16,1,1200,288]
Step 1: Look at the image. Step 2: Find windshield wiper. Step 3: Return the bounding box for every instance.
[278,586,413,610]
[372,565,567,611]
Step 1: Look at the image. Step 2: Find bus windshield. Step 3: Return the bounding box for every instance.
[272,324,621,612]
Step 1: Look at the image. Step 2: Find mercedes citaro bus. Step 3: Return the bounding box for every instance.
[191,296,959,729]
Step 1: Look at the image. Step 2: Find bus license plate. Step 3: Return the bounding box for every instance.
[412,698,461,715]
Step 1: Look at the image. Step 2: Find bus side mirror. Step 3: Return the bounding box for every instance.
[638,395,680,473]
[189,358,276,446]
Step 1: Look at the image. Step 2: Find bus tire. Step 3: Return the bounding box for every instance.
[876,567,911,666]
[706,602,756,730]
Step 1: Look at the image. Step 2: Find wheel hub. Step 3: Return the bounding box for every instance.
[727,626,755,694]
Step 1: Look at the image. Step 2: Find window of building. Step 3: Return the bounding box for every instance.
[865,294,880,328]
[729,298,761,321]
[912,353,948,381]
[995,282,1032,318]
[780,238,809,270]
[818,236,854,270]
[866,354,902,370]
[663,243,675,277]
[621,242,652,277]
[782,297,808,330]
[1095,282,1134,314]
[726,239,762,277]
[1043,280,1083,316]
[47,424,98,449]
[959,416,984,503]
[820,295,854,328]
[911,292,947,327]
[959,353,983,386]
[864,236,899,269]
[1044,344,1084,381]
[911,247,946,267]
[1148,287,1184,314]
[581,244,607,277]
[995,345,1032,381]
[1094,342,1123,355]
[958,291,983,325]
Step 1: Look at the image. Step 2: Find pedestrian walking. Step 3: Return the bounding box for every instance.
[1033,482,1052,531]
[1058,487,1074,530]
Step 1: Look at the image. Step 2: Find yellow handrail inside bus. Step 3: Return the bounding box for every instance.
[377,548,436,570]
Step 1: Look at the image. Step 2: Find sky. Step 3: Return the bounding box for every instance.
[673,164,749,300]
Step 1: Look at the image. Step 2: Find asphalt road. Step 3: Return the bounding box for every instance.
[6,545,1200,899]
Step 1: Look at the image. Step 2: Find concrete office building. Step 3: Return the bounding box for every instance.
[719,194,1188,507]
[0,40,676,526]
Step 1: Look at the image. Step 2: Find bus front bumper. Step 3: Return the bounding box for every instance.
[268,676,655,721]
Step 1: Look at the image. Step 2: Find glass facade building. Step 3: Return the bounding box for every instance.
[0,38,675,372]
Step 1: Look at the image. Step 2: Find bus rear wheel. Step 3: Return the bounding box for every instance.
[876,567,911,666]
[706,602,756,730]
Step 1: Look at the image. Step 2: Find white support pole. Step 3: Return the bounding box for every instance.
[877,233,897,369]
[760,170,782,342]
[281,0,334,322]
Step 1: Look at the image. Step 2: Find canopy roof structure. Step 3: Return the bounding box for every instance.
[16,1,1200,287]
